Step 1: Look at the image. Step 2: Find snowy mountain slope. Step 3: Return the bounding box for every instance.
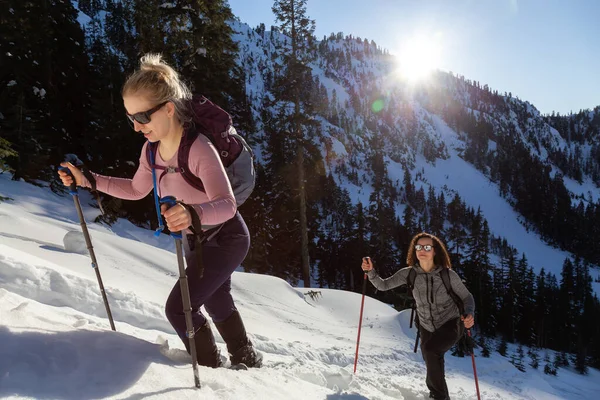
[229,20,600,281]
[2,174,600,399]
[388,114,600,288]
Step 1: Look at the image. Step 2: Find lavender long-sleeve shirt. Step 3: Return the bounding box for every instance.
[82,134,236,230]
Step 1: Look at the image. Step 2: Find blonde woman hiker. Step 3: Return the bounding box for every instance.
[59,53,261,369]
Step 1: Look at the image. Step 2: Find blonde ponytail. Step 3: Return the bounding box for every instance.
[122,53,192,124]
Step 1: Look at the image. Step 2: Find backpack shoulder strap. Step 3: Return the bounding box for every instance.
[407,267,419,328]
[145,141,165,236]
[407,267,417,291]
[177,129,206,193]
[145,130,206,194]
[440,268,465,315]
[146,141,159,166]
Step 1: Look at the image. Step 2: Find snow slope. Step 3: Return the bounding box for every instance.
[1,174,599,399]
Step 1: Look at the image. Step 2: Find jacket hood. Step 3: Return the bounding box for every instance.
[413,262,445,275]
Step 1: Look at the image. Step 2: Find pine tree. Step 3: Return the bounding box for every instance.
[402,205,417,238]
[1,0,87,181]
[427,186,444,236]
[365,134,400,281]
[559,351,569,368]
[402,167,414,203]
[574,342,588,375]
[463,211,494,334]
[348,201,368,291]
[514,345,526,372]
[479,335,491,358]
[528,346,540,370]
[261,106,304,282]
[515,256,536,345]
[496,246,518,342]
[544,352,557,376]
[172,0,247,116]
[558,258,576,352]
[544,273,562,350]
[45,0,93,155]
[77,3,152,225]
[413,187,426,214]
[272,0,317,287]
[315,174,355,289]
[446,194,467,268]
[242,165,274,275]
[574,259,594,373]
[510,349,517,367]
[497,337,508,356]
[0,137,17,172]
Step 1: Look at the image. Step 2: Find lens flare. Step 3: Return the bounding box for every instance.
[372,99,385,113]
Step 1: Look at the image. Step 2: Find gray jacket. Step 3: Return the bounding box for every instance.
[367,264,475,333]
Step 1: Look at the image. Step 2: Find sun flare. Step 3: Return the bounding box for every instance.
[395,35,442,82]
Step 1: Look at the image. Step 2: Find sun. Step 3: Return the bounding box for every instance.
[395,34,442,82]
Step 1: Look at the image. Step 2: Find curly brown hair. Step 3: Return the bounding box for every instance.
[406,232,452,269]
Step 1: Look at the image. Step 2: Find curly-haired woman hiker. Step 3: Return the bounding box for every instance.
[361,232,475,400]
[58,53,261,369]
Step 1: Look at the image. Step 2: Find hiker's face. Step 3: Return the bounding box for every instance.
[123,93,173,142]
[415,237,435,262]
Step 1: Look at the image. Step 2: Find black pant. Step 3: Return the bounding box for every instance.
[164,212,250,348]
[419,317,462,399]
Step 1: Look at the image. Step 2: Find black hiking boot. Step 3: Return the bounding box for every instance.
[429,392,450,400]
[185,321,222,368]
[214,310,262,368]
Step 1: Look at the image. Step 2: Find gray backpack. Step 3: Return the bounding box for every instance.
[147,95,256,207]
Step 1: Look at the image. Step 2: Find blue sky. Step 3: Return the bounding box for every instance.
[227,0,599,115]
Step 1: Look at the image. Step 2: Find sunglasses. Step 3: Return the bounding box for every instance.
[415,244,433,252]
[125,101,168,124]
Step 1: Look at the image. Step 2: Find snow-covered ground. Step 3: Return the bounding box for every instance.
[1,173,599,399]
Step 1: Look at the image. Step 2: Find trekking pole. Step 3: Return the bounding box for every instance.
[413,329,420,353]
[411,304,420,353]
[467,328,481,400]
[353,272,368,373]
[58,167,115,331]
[160,196,201,389]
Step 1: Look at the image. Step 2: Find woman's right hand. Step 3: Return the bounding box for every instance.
[361,257,373,271]
[58,162,84,187]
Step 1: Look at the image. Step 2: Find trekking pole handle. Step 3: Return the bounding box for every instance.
[58,166,78,195]
[159,196,183,239]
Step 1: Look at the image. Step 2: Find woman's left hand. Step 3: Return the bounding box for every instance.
[461,314,474,329]
[161,202,191,232]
